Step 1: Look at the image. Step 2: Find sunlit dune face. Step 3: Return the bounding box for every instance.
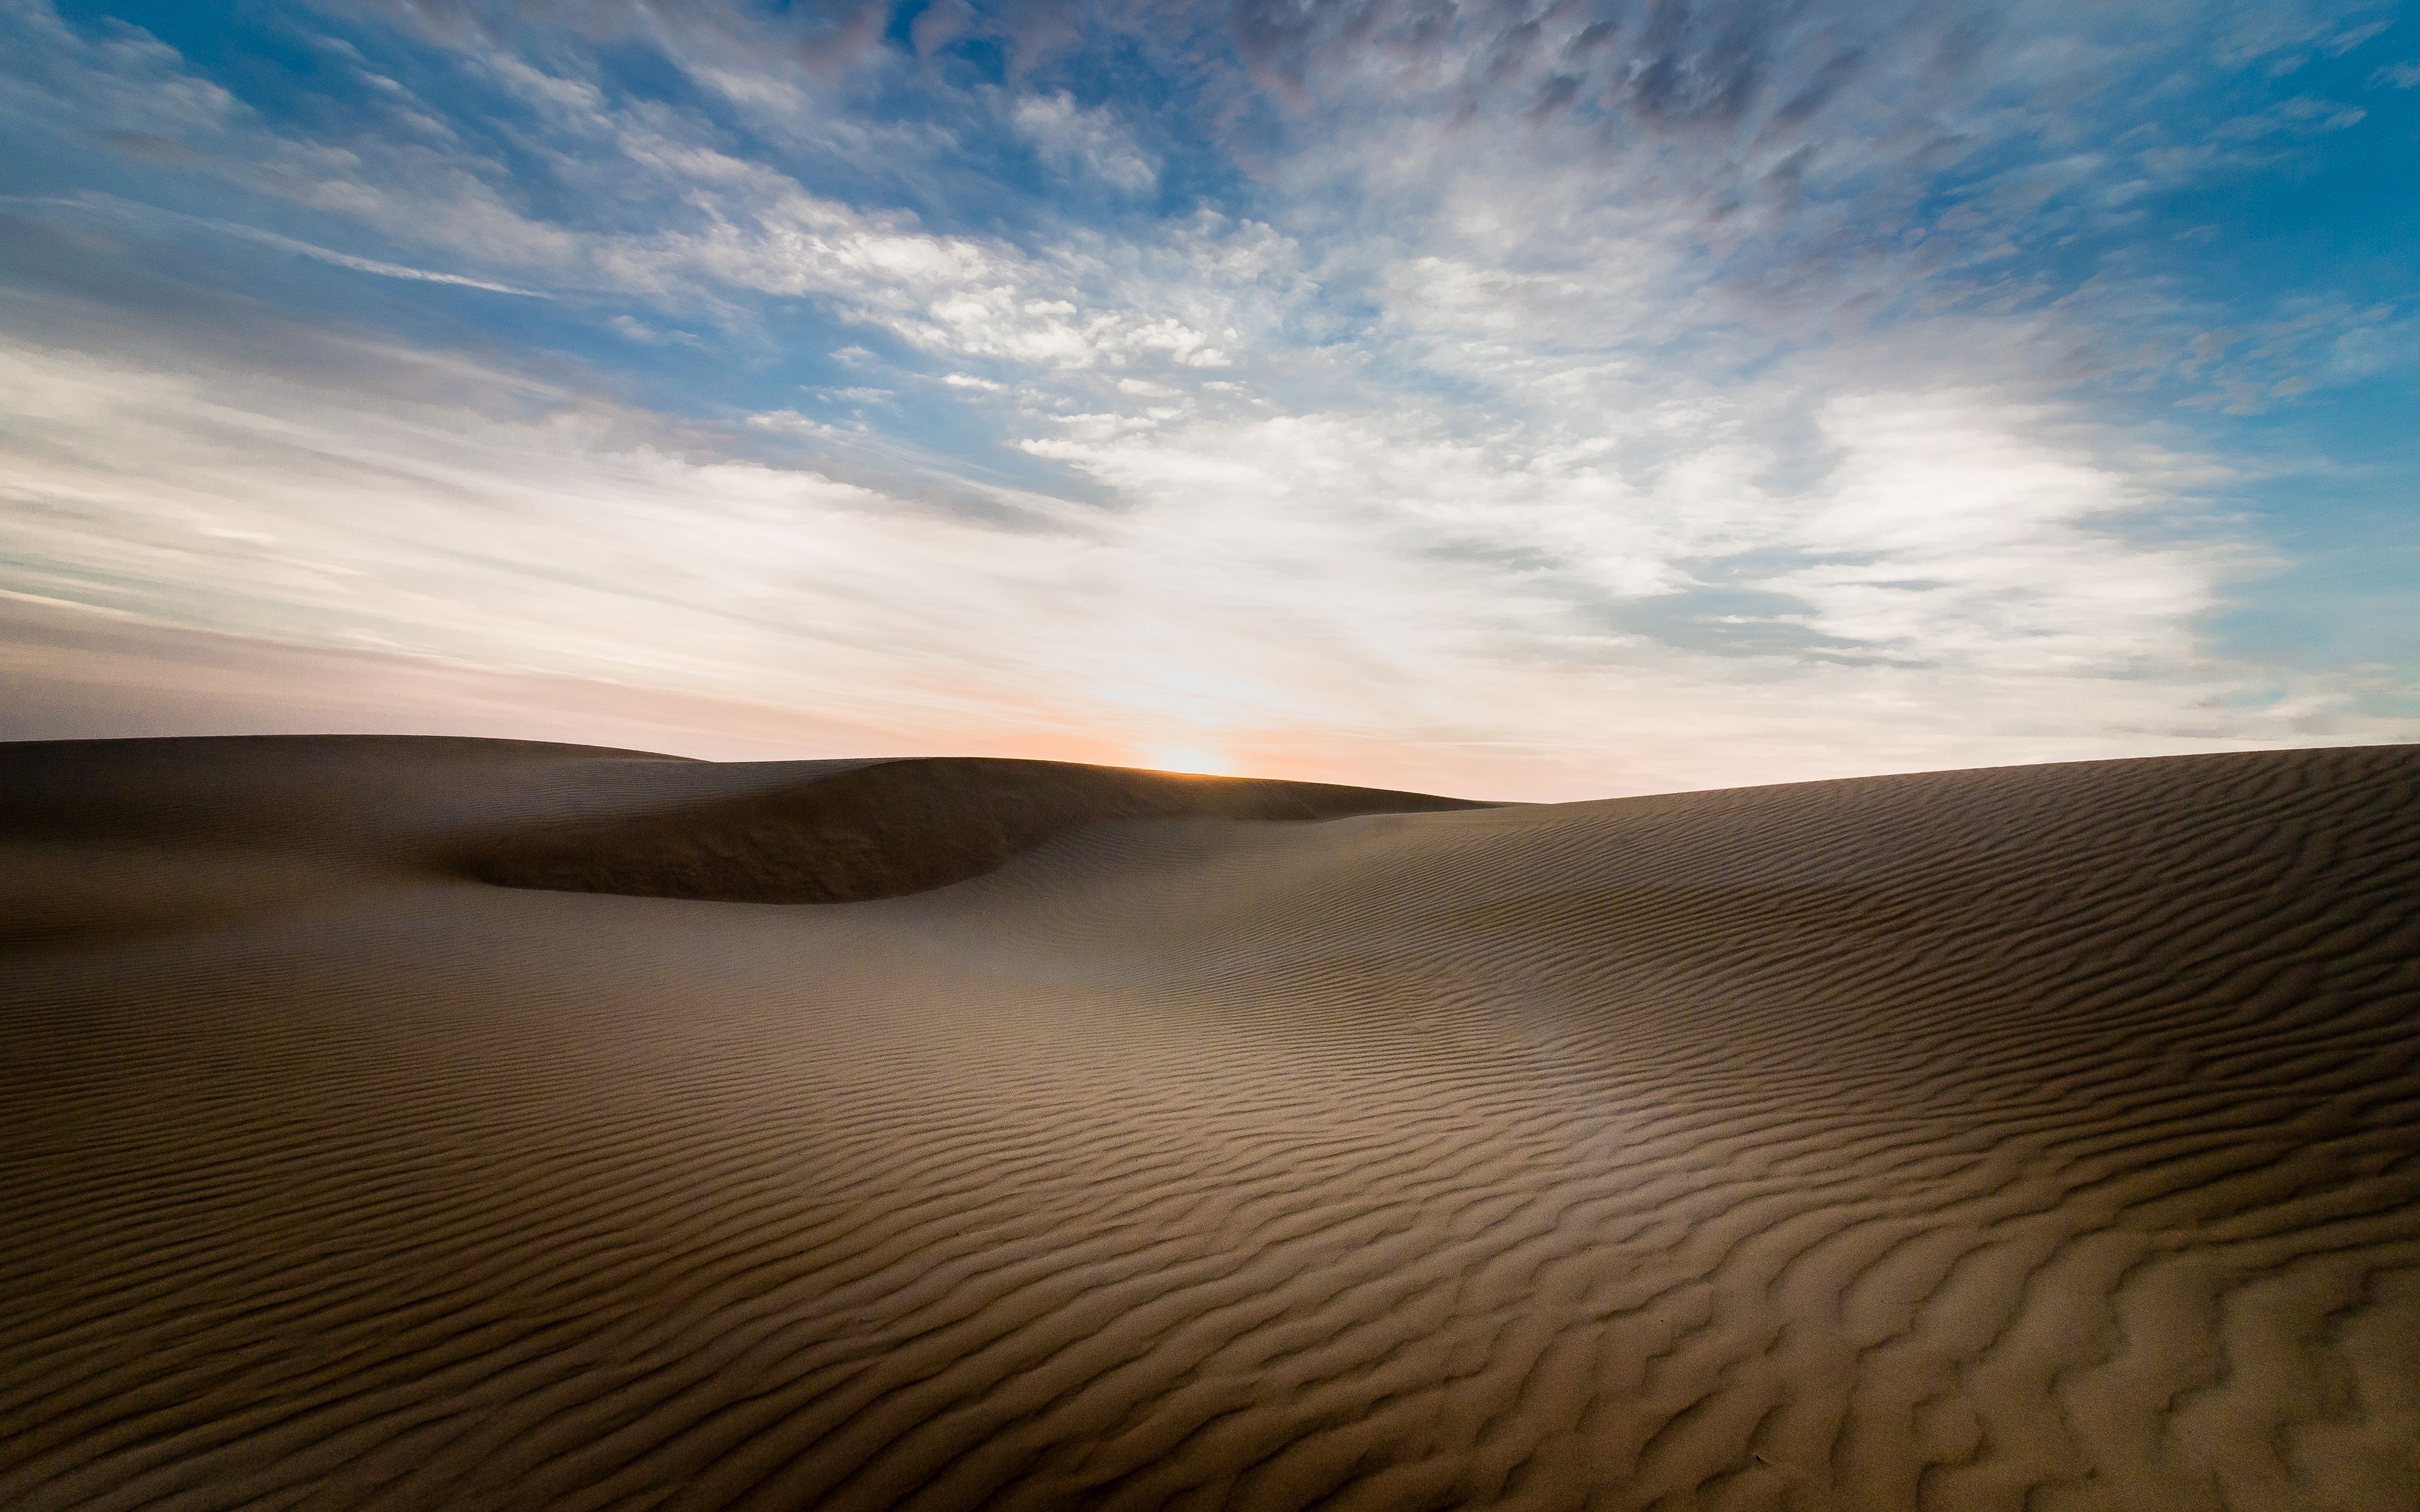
[1141,744,1233,777]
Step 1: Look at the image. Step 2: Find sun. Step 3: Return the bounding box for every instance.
[1141,743,1234,777]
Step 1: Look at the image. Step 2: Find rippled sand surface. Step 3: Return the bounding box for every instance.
[4,738,2416,1511]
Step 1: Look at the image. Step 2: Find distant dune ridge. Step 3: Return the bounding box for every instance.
[3,738,2417,1510]
[451,755,1491,904]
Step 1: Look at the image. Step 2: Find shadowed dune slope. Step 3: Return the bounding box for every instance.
[449,755,1494,903]
[0,736,751,946]
[2,740,2417,1511]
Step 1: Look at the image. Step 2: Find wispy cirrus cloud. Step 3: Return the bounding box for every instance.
[0,0,2411,795]
[10,192,549,294]
[1010,91,1159,193]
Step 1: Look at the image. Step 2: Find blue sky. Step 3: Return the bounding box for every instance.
[0,0,2412,797]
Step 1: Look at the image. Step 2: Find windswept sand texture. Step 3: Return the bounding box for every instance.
[4,738,2417,1511]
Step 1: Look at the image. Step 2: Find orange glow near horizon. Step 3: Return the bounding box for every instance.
[1139,743,1235,777]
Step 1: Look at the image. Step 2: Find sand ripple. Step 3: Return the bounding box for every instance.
[2,740,2415,1509]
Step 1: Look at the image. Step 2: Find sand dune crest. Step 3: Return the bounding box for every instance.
[3,740,2416,1510]
[449,755,1490,904]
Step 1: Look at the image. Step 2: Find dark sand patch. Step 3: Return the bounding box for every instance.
[451,755,1491,904]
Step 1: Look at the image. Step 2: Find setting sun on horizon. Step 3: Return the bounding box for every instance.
[1139,743,1235,777]
[6,5,2418,1506]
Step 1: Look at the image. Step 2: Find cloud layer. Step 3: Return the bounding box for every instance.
[0,0,2412,796]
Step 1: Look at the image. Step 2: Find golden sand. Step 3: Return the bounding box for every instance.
[4,738,2415,1509]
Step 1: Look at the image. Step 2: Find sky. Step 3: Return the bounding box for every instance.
[1,0,2414,799]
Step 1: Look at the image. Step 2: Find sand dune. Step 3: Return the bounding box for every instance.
[453,755,1488,904]
[3,737,2416,1510]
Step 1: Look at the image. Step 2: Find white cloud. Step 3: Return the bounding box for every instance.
[60,185,553,295]
[1010,91,1158,193]
[1,6,1218,372]
[16,309,2385,801]
[0,336,1099,719]
[0,0,2409,796]
[1763,393,2228,670]
[608,314,698,345]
